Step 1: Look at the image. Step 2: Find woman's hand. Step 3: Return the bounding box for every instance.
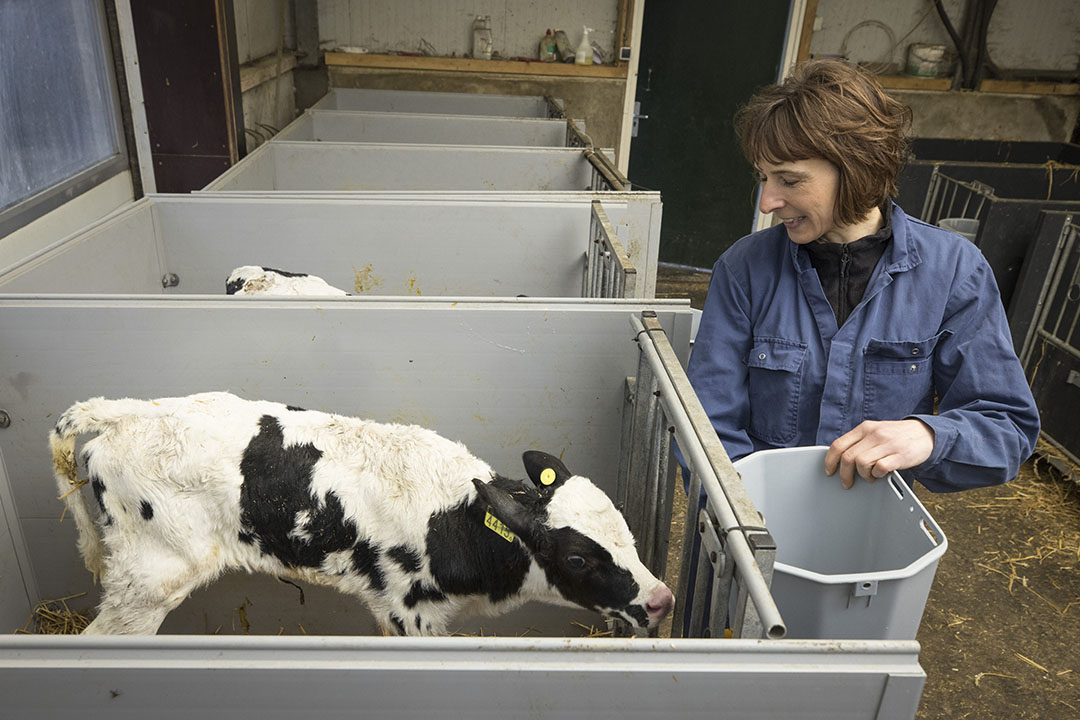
[824,419,935,489]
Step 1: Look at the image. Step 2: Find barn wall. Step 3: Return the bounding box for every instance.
[234,0,300,153]
[317,0,619,61]
[808,0,1080,73]
[805,0,1080,143]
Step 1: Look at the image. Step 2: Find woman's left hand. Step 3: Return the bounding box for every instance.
[824,419,935,489]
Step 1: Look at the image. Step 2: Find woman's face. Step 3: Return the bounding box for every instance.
[756,158,842,244]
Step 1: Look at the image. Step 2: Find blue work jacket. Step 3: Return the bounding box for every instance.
[688,203,1040,492]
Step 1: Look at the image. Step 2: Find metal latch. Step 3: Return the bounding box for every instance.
[632,101,649,137]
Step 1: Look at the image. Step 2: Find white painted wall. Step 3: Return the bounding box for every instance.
[317,0,619,62]
[809,0,1080,73]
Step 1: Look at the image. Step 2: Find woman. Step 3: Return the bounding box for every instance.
[689,59,1039,492]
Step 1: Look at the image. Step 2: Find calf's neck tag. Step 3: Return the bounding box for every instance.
[484,507,516,543]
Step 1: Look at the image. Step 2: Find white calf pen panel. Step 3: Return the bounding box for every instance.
[0,298,692,635]
[310,88,557,118]
[0,195,650,299]
[276,110,574,147]
[203,143,603,192]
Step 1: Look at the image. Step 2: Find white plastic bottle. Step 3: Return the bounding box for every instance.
[574,26,593,65]
[473,15,493,60]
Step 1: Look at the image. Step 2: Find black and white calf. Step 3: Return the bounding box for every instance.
[225,266,349,296]
[50,392,674,635]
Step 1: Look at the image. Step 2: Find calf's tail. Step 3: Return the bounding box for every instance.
[49,398,123,580]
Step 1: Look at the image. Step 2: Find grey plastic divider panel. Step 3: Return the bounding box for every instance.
[0,299,926,717]
[0,459,33,633]
[0,201,165,295]
[0,195,654,298]
[0,298,691,634]
[310,87,553,117]
[0,636,925,719]
[276,110,572,147]
[203,142,600,192]
[186,192,661,297]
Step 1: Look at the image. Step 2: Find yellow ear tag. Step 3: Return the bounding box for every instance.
[484,507,515,543]
[540,468,557,486]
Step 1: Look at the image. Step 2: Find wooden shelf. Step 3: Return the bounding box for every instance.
[978,79,1079,96]
[877,74,1079,96]
[325,52,627,80]
[877,75,953,91]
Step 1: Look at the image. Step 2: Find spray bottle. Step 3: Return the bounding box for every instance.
[574,26,593,65]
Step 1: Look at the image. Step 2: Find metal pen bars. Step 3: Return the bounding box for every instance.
[1026,218,1080,365]
[921,166,995,225]
[619,313,786,639]
[584,200,637,298]
[559,108,631,191]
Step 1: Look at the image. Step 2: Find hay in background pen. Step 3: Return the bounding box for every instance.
[15,593,91,635]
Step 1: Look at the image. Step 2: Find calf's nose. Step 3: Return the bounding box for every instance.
[646,585,675,620]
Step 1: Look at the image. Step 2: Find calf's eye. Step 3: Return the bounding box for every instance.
[566,555,586,570]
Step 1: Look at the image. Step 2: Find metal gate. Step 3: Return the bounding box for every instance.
[920,167,994,229]
[620,313,784,640]
[584,201,637,298]
[1023,215,1080,465]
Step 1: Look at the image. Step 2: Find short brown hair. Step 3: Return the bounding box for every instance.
[735,60,912,226]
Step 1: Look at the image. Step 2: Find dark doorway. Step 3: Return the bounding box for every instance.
[629,1,791,269]
[130,0,245,192]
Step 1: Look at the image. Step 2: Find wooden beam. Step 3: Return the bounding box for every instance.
[978,79,1080,96]
[325,52,627,80]
[616,0,629,65]
[796,0,819,64]
[877,75,953,91]
[239,52,298,93]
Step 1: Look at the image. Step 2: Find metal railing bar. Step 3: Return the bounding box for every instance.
[631,313,785,639]
[1034,328,1080,362]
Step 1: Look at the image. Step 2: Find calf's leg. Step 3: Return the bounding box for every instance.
[83,549,204,635]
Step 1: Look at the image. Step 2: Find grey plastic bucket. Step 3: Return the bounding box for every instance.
[938,217,979,242]
[735,446,947,640]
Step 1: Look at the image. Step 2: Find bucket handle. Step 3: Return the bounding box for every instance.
[887,471,906,500]
[920,518,942,546]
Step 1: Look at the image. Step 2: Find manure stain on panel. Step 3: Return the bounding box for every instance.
[354,263,384,294]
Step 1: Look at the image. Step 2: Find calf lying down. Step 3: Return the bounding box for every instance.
[226,266,349,296]
[51,392,674,635]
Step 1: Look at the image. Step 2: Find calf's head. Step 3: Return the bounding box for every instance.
[473,451,674,632]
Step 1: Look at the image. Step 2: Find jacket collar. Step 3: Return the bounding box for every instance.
[788,201,922,275]
[881,202,922,273]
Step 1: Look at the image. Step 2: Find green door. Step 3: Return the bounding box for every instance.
[629,1,792,269]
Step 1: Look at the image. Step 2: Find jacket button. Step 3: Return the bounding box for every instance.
[910,364,917,372]
[911,347,920,355]
[758,353,766,360]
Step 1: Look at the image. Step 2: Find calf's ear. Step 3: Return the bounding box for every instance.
[522,451,571,492]
[472,478,545,550]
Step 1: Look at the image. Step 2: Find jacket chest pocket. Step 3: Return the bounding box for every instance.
[746,338,807,444]
[863,331,949,419]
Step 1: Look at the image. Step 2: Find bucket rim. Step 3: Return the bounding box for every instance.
[734,446,950,584]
